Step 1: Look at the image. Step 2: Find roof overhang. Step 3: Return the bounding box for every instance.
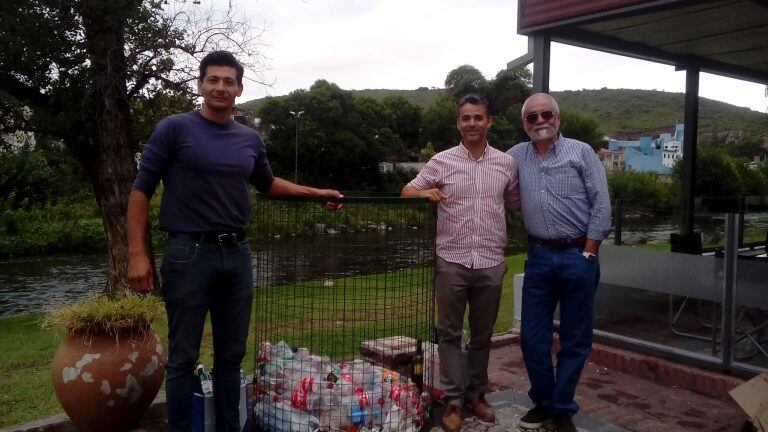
[518,0,768,85]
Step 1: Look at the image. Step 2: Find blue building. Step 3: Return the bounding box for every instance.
[608,123,684,174]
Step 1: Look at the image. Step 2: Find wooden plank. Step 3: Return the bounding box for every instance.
[584,1,724,32]
[602,2,764,45]
[519,0,661,29]
[663,28,768,56]
[359,335,416,373]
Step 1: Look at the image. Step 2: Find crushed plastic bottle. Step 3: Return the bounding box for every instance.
[254,341,426,432]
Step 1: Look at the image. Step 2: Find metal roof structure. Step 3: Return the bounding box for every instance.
[518,0,768,85]
[516,0,768,237]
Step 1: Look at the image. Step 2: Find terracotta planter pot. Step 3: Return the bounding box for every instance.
[51,327,166,432]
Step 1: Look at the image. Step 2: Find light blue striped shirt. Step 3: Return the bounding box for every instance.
[507,135,611,241]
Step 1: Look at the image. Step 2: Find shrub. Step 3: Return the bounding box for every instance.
[43,292,165,335]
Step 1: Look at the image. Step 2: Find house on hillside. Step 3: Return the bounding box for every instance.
[607,123,684,175]
[232,107,259,129]
[379,161,425,173]
[598,148,625,175]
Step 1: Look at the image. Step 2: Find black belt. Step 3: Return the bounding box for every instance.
[168,231,245,246]
[527,235,586,248]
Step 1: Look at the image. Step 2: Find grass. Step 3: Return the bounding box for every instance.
[0,254,526,428]
[0,314,65,427]
[43,292,165,334]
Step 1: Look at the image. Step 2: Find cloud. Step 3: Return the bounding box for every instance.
[236,0,768,112]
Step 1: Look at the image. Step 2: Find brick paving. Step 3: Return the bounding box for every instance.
[484,342,749,432]
[426,391,626,432]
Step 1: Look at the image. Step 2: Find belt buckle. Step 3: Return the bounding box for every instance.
[217,233,237,246]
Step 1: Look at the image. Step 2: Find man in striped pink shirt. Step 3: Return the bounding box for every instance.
[402,93,520,432]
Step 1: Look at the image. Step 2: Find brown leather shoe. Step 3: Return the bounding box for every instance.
[467,393,495,422]
[441,404,462,432]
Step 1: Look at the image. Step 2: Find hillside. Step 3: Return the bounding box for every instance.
[553,89,768,138]
[240,88,768,138]
[239,87,444,112]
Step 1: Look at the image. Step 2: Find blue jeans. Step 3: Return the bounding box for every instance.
[160,237,253,432]
[521,244,600,415]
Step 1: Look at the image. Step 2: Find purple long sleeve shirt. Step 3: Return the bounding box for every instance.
[132,110,274,232]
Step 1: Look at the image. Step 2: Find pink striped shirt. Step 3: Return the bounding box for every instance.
[409,143,520,269]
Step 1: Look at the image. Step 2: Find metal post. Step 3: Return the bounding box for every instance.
[738,196,745,248]
[532,34,550,94]
[288,110,304,183]
[294,120,298,183]
[721,213,739,366]
[614,198,623,246]
[681,66,699,235]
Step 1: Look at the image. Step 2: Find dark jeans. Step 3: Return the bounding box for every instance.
[160,237,253,432]
[435,257,507,406]
[521,243,600,415]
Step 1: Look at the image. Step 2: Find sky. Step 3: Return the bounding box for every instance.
[230,0,768,113]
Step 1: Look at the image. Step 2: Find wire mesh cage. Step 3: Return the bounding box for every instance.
[250,195,437,432]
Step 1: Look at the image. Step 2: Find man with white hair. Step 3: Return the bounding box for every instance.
[507,93,611,432]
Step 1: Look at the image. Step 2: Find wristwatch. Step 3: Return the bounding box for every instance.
[582,251,597,261]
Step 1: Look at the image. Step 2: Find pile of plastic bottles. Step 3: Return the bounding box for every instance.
[253,340,430,432]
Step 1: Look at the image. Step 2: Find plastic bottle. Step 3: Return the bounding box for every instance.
[410,340,424,393]
[275,340,294,359]
[419,390,432,421]
[239,370,248,431]
[195,364,213,397]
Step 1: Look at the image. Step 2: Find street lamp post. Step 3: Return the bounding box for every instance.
[288,110,304,183]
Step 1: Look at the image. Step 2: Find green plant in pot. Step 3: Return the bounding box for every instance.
[45,293,166,432]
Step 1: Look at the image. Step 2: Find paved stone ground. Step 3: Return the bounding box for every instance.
[485,343,748,432]
[426,390,624,432]
[427,403,554,432]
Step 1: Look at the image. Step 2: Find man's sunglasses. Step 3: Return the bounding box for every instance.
[525,110,556,124]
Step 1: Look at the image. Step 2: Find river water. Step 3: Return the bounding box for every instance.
[2,213,766,318]
[0,231,445,318]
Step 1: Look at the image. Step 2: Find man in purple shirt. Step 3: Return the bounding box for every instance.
[127,51,341,432]
[402,94,520,432]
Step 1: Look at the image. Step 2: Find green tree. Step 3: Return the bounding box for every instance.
[701,134,766,160]
[489,67,531,116]
[607,171,677,210]
[733,159,768,197]
[730,136,766,160]
[673,148,741,211]
[444,65,490,101]
[0,145,56,208]
[258,80,400,191]
[0,0,266,293]
[695,149,742,199]
[559,112,606,151]
[381,96,423,153]
[0,136,92,211]
[421,95,460,152]
[434,64,533,151]
[420,142,436,160]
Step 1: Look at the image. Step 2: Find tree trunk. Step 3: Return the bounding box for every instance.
[78,0,140,296]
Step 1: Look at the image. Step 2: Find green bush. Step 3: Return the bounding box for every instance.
[608,171,678,212]
[0,202,105,258]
